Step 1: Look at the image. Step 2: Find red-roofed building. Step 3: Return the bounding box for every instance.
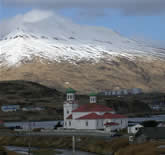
[63,89,128,131]
[76,113,102,120]
[103,113,127,119]
[72,103,113,113]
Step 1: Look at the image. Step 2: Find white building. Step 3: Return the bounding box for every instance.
[22,106,44,112]
[101,88,142,96]
[128,124,143,134]
[64,88,128,131]
[1,105,20,112]
[130,88,142,95]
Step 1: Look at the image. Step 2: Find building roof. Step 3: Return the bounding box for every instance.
[89,92,97,97]
[72,103,113,112]
[76,112,126,120]
[104,122,119,126]
[103,113,127,119]
[128,123,143,127]
[66,88,76,93]
[66,114,72,119]
[76,113,102,120]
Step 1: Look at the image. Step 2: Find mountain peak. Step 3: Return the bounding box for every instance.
[0,10,165,93]
[0,10,165,67]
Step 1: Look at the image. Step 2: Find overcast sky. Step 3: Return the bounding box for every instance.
[2,0,165,15]
[0,0,165,47]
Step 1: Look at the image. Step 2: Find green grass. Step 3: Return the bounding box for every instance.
[32,149,62,155]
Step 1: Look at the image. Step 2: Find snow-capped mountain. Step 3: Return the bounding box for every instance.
[0,10,165,66]
[0,10,165,93]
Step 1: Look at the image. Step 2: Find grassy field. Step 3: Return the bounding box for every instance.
[32,149,62,155]
[116,141,165,155]
[0,136,128,155]
[0,135,165,155]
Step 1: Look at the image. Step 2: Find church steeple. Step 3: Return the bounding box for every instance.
[66,88,76,102]
[89,93,97,104]
[64,88,78,126]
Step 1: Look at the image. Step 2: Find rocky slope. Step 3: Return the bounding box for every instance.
[0,10,165,93]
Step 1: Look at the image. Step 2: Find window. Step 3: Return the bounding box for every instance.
[97,120,99,126]
[67,94,74,101]
[67,95,69,100]
[70,95,73,100]
[69,121,71,126]
[90,97,96,103]
[65,121,67,126]
[86,121,88,126]
[67,110,69,114]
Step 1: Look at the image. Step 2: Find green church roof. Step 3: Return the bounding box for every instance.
[66,88,76,93]
[89,92,97,97]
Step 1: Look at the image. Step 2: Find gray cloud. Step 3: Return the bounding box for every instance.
[1,0,165,16]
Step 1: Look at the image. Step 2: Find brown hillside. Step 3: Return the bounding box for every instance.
[0,57,165,93]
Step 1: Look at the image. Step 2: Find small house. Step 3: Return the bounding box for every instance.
[128,124,143,134]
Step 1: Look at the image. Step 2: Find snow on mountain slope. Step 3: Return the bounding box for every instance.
[0,10,165,66]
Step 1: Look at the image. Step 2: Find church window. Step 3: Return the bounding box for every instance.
[86,121,88,126]
[67,94,74,101]
[97,120,99,126]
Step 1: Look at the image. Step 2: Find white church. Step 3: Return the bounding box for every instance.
[63,88,128,131]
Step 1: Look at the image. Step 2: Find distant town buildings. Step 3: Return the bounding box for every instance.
[100,88,142,96]
[1,105,45,112]
[22,106,44,112]
[1,105,20,112]
[149,102,165,111]
[64,88,128,132]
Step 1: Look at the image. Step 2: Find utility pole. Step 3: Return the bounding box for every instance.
[72,136,76,154]
[28,121,31,155]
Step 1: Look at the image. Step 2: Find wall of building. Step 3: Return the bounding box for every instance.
[104,125,119,132]
[75,120,96,129]
[72,112,91,119]
[63,103,78,120]
[128,124,143,134]
[64,119,74,129]
[64,119,105,130]
[96,119,104,130]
